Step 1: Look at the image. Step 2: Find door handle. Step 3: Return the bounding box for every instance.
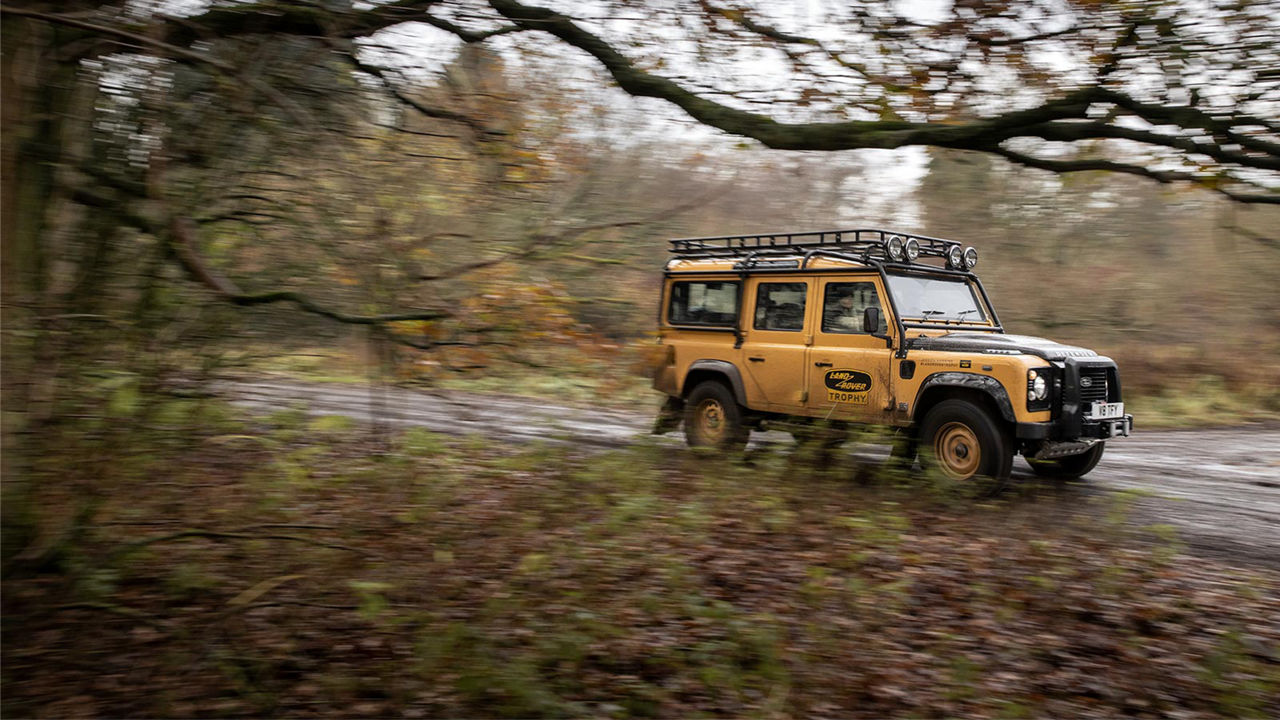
[748,356,766,362]
[814,361,833,367]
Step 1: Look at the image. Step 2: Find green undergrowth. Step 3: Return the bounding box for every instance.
[237,346,372,384]
[239,344,656,408]
[4,409,1279,718]
[1126,375,1280,429]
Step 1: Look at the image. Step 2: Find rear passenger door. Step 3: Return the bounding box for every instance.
[740,279,813,414]
[806,277,895,422]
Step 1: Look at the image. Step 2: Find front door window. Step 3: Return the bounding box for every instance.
[822,282,887,335]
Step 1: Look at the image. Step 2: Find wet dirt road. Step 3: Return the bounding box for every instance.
[228,379,1280,568]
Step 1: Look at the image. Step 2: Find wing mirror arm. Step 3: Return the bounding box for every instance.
[863,307,894,349]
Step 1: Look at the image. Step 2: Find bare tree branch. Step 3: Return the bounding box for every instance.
[169,218,453,323]
[339,49,506,136]
[989,146,1279,204]
[0,6,234,68]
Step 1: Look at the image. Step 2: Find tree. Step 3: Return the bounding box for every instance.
[2,0,1277,410]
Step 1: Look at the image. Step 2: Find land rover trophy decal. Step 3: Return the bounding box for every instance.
[824,369,872,404]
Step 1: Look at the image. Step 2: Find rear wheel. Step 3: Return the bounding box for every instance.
[683,381,748,452]
[919,399,1013,483]
[1028,443,1105,479]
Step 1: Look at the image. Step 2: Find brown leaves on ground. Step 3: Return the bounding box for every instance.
[4,423,1278,718]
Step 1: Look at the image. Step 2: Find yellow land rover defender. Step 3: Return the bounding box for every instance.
[651,228,1134,482]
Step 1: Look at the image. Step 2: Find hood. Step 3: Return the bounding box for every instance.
[907,332,1098,361]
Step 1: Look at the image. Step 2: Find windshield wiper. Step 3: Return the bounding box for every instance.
[918,309,979,323]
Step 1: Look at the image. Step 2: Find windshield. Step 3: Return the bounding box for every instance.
[886,274,988,323]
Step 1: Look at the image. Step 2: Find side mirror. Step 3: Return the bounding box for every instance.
[862,306,880,334]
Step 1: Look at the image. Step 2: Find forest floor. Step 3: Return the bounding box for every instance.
[3,386,1279,718]
[227,378,1280,570]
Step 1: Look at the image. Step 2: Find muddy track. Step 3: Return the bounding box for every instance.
[227,379,1280,569]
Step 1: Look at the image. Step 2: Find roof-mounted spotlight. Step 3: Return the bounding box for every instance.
[963,247,978,269]
[947,245,964,269]
[886,235,906,261]
[904,238,920,261]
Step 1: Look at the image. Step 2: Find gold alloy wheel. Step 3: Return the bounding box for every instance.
[934,421,981,480]
[694,398,727,444]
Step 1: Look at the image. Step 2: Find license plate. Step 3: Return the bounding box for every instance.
[1088,401,1124,420]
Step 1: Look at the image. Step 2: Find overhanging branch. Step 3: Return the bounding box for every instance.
[9,0,1277,202]
[484,0,1279,202]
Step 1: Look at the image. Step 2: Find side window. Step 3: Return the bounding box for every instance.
[823,282,887,334]
[668,281,740,326]
[753,282,808,332]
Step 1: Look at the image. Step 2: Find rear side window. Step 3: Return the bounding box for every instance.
[754,282,808,331]
[668,281,740,326]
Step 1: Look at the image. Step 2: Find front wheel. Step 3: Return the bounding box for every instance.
[919,399,1013,483]
[683,381,748,452]
[1028,443,1105,479]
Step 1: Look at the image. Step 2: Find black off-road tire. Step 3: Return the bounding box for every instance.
[683,381,749,452]
[919,399,1014,483]
[1028,443,1105,480]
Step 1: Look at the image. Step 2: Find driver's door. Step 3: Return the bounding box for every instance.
[805,277,896,422]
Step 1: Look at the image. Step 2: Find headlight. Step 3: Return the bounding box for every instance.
[947,245,963,269]
[904,238,920,261]
[1027,368,1054,411]
[1028,369,1048,401]
[963,247,978,268]
[886,235,905,261]
[1031,374,1047,400]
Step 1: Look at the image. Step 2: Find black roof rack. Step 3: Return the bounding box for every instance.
[668,228,964,267]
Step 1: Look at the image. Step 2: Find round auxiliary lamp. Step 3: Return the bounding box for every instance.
[886,235,906,261]
[905,238,920,261]
[946,245,979,270]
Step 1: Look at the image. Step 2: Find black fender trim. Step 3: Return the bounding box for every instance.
[684,359,748,406]
[914,372,1016,423]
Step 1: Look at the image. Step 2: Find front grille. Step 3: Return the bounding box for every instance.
[1078,368,1110,403]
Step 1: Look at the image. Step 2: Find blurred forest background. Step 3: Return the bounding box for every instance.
[3,0,1279,717]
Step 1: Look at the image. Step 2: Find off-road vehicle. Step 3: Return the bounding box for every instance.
[651,228,1133,482]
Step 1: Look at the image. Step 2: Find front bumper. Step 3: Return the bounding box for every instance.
[1017,413,1133,441]
[1098,414,1134,439]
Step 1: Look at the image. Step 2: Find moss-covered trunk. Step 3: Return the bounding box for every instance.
[2,14,90,565]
